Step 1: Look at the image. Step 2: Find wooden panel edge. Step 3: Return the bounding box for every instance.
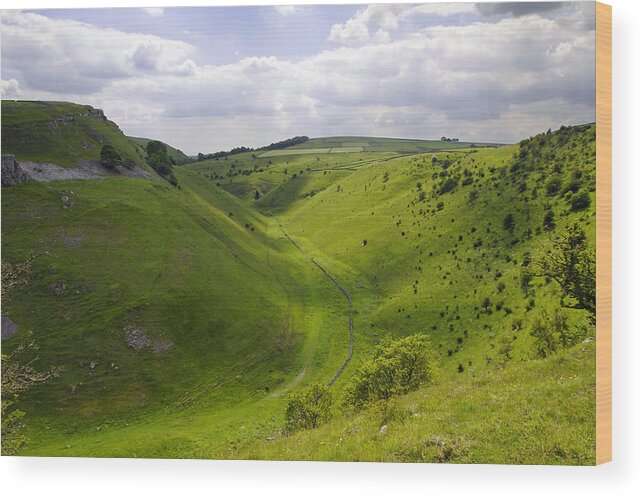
[595,1,612,466]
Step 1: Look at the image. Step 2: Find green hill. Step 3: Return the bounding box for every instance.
[1,100,147,169]
[255,136,500,158]
[1,116,596,463]
[129,136,191,165]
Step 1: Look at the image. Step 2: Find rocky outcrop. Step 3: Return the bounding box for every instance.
[1,154,31,186]
[2,156,153,184]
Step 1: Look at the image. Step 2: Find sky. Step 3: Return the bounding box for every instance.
[1,2,596,154]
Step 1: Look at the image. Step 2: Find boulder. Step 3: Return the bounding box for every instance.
[1,314,19,340]
[1,154,31,186]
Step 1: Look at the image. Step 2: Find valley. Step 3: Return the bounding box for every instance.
[1,101,597,464]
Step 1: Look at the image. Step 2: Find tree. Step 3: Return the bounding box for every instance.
[284,383,331,433]
[532,220,596,319]
[145,140,175,179]
[100,144,122,169]
[345,334,434,407]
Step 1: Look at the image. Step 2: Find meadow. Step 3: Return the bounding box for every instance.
[1,101,596,463]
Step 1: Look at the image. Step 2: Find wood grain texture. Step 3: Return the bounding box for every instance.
[596,1,612,466]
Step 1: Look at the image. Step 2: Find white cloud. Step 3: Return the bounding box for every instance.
[1,11,194,94]
[328,3,475,45]
[274,6,299,17]
[1,78,21,98]
[143,7,165,18]
[1,6,596,153]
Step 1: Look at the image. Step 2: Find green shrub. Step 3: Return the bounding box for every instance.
[545,177,561,196]
[284,383,332,433]
[529,310,587,358]
[344,334,434,407]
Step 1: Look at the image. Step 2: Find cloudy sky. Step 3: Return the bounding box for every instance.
[1,2,596,154]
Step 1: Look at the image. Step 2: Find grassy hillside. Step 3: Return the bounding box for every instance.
[129,136,191,165]
[1,100,146,169]
[2,121,596,463]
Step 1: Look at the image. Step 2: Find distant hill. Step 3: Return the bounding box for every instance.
[256,135,501,157]
[129,136,191,165]
[1,100,147,169]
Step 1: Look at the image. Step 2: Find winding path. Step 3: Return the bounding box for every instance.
[277,220,354,387]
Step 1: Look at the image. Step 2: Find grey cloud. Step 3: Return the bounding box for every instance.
[476,2,568,17]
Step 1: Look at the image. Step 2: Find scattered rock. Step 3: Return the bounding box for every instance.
[47,280,67,296]
[1,314,19,340]
[59,229,84,247]
[379,424,388,435]
[123,326,173,353]
[124,326,151,350]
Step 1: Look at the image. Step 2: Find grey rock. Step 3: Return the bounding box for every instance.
[1,314,19,340]
[1,154,31,186]
[47,280,67,296]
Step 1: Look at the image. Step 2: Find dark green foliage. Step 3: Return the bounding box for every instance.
[569,192,591,211]
[543,209,555,230]
[345,334,434,407]
[438,177,458,195]
[503,213,515,233]
[530,310,587,358]
[100,144,123,169]
[285,383,331,433]
[262,136,309,151]
[146,140,174,178]
[546,177,561,196]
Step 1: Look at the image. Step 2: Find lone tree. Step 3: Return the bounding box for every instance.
[145,140,178,186]
[100,144,122,169]
[532,220,596,319]
[284,383,332,433]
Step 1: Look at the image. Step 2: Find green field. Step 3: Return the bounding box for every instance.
[256,136,500,158]
[1,101,596,464]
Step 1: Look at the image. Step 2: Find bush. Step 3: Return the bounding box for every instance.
[543,209,555,230]
[503,213,515,233]
[529,310,588,358]
[344,334,434,407]
[569,192,591,211]
[284,383,331,433]
[545,177,561,196]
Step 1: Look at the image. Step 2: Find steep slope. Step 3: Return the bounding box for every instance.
[1,100,147,169]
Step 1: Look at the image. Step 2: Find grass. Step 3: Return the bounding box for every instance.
[1,103,596,464]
